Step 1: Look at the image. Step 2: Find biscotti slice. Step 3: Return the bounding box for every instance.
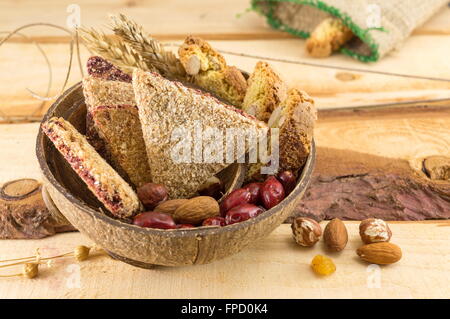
[42,117,142,219]
[270,88,317,174]
[245,88,316,182]
[133,69,268,199]
[242,61,288,122]
[179,36,226,75]
[82,77,151,186]
[90,104,151,187]
[178,36,247,106]
[306,18,354,58]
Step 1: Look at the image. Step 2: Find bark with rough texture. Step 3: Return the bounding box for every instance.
[288,147,450,222]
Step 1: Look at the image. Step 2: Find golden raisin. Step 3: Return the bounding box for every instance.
[311,255,336,276]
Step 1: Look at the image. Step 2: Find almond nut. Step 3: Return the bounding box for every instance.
[291,217,322,247]
[173,196,219,224]
[359,218,392,244]
[154,199,189,215]
[323,218,348,252]
[356,242,402,265]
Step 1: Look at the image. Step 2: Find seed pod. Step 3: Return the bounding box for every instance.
[22,263,39,279]
[74,245,91,261]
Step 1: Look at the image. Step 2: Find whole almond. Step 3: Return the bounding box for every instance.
[154,199,188,215]
[323,218,348,252]
[359,218,392,244]
[291,217,322,247]
[357,242,402,265]
[173,196,219,224]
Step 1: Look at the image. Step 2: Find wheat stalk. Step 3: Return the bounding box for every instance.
[109,13,186,79]
[79,27,155,74]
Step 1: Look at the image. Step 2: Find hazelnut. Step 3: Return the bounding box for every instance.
[323,218,348,252]
[137,183,168,210]
[291,217,322,247]
[359,218,392,244]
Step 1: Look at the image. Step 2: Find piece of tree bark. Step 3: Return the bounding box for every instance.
[0,179,76,239]
[287,147,450,222]
[423,156,450,181]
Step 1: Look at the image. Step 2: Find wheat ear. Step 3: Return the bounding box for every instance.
[109,14,186,79]
[79,27,155,74]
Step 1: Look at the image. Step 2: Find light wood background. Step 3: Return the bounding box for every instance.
[0,0,449,298]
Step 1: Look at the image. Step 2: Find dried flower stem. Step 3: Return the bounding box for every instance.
[0,245,92,271]
[0,263,39,279]
[109,13,186,79]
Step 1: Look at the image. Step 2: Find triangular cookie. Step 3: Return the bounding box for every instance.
[133,69,268,199]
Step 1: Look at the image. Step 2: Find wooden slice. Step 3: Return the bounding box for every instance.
[0,178,75,239]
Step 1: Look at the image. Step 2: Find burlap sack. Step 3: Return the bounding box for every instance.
[251,0,448,62]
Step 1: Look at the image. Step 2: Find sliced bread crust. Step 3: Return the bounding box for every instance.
[42,117,142,219]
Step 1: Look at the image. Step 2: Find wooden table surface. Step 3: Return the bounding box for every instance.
[0,0,449,298]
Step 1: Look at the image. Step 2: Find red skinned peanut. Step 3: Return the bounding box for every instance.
[225,204,265,225]
[177,224,195,229]
[277,171,296,195]
[202,216,226,227]
[244,182,263,204]
[133,211,177,229]
[219,188,251,216]
[261,176,285,209]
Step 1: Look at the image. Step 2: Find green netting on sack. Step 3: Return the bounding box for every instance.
[251,0,448,62]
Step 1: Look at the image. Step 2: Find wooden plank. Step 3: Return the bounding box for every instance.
[0,97,448,299]
[1,36,450,119]
[1,0,449,42]
[1,106,449,183]
[316,108,450,163]
[0,223,448,298]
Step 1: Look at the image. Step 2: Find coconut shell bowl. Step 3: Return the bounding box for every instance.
[36,82,316,268]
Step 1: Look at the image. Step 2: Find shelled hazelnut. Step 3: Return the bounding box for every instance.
[359,218,392,244]
[137,183,168,210]
[291,217,322,247]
